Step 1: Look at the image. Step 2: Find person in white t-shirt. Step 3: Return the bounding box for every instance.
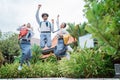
[53,15,73,60]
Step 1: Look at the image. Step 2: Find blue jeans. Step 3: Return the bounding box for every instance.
[40,32,51,48]
[19,40,32,65]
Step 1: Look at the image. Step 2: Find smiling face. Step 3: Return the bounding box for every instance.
[60,22,66,28]
[42,15,48,21]
[27,23,31,28]
[42,13,49,21]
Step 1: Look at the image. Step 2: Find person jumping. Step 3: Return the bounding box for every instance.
[36,4,54,48]
[17,23,34,70]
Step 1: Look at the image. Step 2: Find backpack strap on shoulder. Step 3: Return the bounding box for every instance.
[47,21,51,30]
[39,21,42,27]
[40,21,52,31]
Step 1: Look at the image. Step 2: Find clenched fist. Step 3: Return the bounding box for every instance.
[51,19,54,23]
[38,4,42,9]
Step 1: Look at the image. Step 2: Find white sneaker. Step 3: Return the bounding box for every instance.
[18,65,22,71]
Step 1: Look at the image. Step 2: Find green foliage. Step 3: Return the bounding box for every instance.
[44,55,57,63]
[31,44,42,64]
[0,62,58,78]
[67,23,88,48]
[58,48,114,78]
[67,23,88,41]
[0,51,4,67]
[84,0,120,59]
[0,32,20,63]
[0,48,114,78]
[0,31,2,38]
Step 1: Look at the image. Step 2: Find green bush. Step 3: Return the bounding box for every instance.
[67,23,88,41]
[31,44,58,64]
[44,55,57,63]
[0,48,114,78]
[58,48,114,78]
[84,0,120,60]
[0,62,58,78]
[67,23,88,48]
[0,32,20,63]
[0,51,4,67]
[31,44,42,64]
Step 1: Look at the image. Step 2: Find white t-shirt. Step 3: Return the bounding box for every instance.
[40,22,51,32]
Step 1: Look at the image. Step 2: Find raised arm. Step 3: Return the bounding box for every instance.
[36,4,41,25]
[17,24,26,31]
[52,15,61,33]
[56,15,60,28]
[51,19,54,33]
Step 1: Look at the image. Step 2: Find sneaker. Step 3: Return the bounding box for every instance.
[18,65,22,71]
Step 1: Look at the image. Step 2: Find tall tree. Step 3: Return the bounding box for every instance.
[0,32,20,63]
[84,0,120,59]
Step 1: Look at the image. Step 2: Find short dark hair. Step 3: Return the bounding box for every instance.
[42,13,49,17]
[63,22,66,28]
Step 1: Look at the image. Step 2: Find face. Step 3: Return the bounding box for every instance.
[27,23,31,28]
[60,23,66,28]
[42,15,48,21]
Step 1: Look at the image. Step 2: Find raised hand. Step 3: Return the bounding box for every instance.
[57,14,60,18]
[22,24,26,26]
[38,4,42,10]
[51,19,54,23]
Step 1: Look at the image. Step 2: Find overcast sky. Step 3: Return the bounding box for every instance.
[0,0,86,39]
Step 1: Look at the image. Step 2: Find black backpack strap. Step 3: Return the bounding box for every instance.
[47,22,51,31]
[40,21,51,28]
[39,21,42,27]
[47,21,51,27]
[25,31,31,39]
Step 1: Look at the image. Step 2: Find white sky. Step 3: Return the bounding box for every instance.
[0,0,86,39]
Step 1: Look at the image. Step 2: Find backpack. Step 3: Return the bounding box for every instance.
[63,34,70,45]
[18,28,28,40]
[54,38,67,56]
[40,21,51,30]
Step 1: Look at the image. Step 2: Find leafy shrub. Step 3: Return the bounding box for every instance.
[67,23,88,41]
[0,48,114,78]
[0,51,4,67]
[0,31,2,38]
[44,54,57,63]
[0,32,20,63]
[58,48,114,78]
[31,44,42,64]
[84,0,120,60]
[0,62,58,78]
[67,23,88,48]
